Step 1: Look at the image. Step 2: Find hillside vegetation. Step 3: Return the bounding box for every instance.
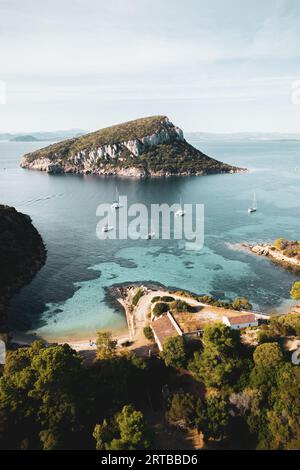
[21,115,243,177]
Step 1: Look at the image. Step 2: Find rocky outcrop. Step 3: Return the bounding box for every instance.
[20,115,244,177]
[0,205,46,329]
[242,243,300,270]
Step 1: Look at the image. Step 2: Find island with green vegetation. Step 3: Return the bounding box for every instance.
[11,135,39,142]
[20,116,244,177]
[0,204,46,329]
[243,238,300,270]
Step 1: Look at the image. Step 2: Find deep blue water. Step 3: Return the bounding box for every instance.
[1,138,300,340]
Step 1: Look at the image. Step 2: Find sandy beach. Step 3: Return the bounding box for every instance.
[11,284,296,356]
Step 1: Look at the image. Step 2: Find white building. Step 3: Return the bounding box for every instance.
[222,313,258,330]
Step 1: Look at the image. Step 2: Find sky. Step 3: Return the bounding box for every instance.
[0,0,300,133]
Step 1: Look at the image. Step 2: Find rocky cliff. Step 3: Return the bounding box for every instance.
[0,205,46,329]
[20,116,244,177]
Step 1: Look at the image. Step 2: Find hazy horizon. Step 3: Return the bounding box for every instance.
[1,0,300,133]
[2,126,300,138]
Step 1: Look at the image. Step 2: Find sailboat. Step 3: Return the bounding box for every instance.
[175,197,185,217]
[248,192,257,213]
[102,223,114,233]
[146,232,155,239]
[111,186,120,209]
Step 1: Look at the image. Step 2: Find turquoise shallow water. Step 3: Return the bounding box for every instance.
[1,138,300,339]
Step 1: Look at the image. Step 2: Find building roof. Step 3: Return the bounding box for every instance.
[226,314,257,325]
[151,314,180,348]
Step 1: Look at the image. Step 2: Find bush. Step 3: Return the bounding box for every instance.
[232,297,253,311]
[152,302,169,317]
[257,329,279,344]
[291,282,300,301]
[143,326,154,341]
[273,238,287,250]
[270,314,300,336]
[171,299,193,313]
[151,296,161,303]
[166,391,196,429]
[151,295,174,303]
[160,296,175,302]
[96,331,117,360]
[132,288,144,306]
[93,404,152,450]
[197,295,215,304]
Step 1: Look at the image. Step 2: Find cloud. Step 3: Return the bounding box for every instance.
[246,0,300,60]
[0,0,300,131]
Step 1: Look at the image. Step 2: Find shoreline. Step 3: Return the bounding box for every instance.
[20,163,247,178]
[238,242,300,271]
[11,281,298,353]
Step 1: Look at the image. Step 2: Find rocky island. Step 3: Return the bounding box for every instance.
[0,205,46,329]
[20,115,244,177]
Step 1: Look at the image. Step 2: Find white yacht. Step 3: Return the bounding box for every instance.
[102,224,114,233]
[111,187,120,209]
[248,192,257,213]
[146,232,155,239]
[175,197,185,217]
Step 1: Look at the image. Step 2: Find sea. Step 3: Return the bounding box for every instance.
[1,137,300,340]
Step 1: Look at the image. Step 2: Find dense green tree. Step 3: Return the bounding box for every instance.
[189,323,243,388]
[196,396,230,441]
[0,341,84,450]
[96,331,117,360]
[171,299,193,313]
[166,391,196,430]
[93,405,152,450]
[248,362,300,450]
[250,342,284,392]
[257,329,279,344]
[161,336,187,369]
[202,322,241,352]
[143,326,154,341]
[152,302,169,317]
[269,314,300,336]
[132,288,144,306]
[93,419,118,450]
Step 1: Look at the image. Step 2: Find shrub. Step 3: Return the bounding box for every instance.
[270,314,300,337]
[171,299,193,313]
[132,288,144,306]
[151,295,174,303]
[291,282,300,301]
[197,295,215,304]
[151,296,161,303]
[166,391,196,429]
[232,297,253,311]
[257,329,279,344]
[143,326,154,341]
[160,296,175,302]
[152,302,169,317]
[96,331,117,360]
[273,238,288,250]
